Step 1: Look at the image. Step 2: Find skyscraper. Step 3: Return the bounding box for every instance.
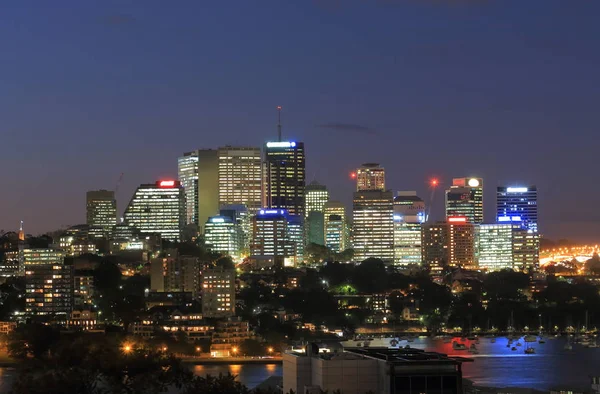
[264,141,306,216]
[197,150,219,232]
[496,186,538,233]
[445,177,483,223]
[352,190,394,262]
[217,146,262,214]
[477,224,520,271]
[304,181,329,216]
[393,192,426,266]
[178,152,199,225]
[204,216,243,260]
[356,163,385,191]
[422,218,477,273]
[86,190,117,235]
[324,201,348,252]
[124,180,186,241]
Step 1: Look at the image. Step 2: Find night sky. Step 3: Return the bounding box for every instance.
[2,1,599,241]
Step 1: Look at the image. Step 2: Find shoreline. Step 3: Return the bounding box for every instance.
[182,356,282,365]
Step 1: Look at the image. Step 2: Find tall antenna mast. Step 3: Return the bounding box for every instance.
[277,106,282,141]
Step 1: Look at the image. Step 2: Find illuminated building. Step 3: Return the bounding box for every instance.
[393,192,425,266]
[250,209,302,266]
[305,181,329,217]
[478,224,519,271]
[445,178,483,223]
[219,204,251,252]
[264,141,306,216]
[86,190,117,237]
[324,201,348,252]
[356,163,385,191]
[287,215,305,265]
[217,146,262,215]
[353,190,394,262]
[20,248,65,275]
[204,216,243,260]
[150,250,201,299]
[124,180,186,241]
[513,230,540,272]
[201,266,235,318]
[422,218,477,273]
[25,258,73,317]
[73,272,95,307]
[497,186,538,233]
[307,211,325,246]
[58,225,97,257]
[178,151,199,225]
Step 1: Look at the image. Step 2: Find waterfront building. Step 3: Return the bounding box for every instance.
[497,186,538,233]
[445,177,484,223]
[86,190,117,237]
[356,163,385,191]
[201,266,235,318]
[353,190,394,262]
[123,180,186,241]
[264,141,306,216]
[204,215,244,260]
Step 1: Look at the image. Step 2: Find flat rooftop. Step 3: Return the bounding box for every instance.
[344,347,472,365]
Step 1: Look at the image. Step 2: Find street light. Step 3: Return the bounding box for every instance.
[122,343,133,354]
[267,347,273,354]
[232,346,238,356]
[196,346,201,352]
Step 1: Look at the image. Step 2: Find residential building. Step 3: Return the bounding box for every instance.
[356,163,385,191]
[25,263,73,317]
[73,272,95,308]
[217,146,262,214]
[445,177,484,223]
[212,317,251,344]
[201,267,236,318]
[497,186,538,233]
[150,250,201,299]
[86,190,117,237]
[58,225,97,257]
[283,347,469,394]
[393,192,425,266]
[353,190,394,262]
[19,248,65,275]
[264,141,306,216]
[123,180,186,241]
[204,216,243,260]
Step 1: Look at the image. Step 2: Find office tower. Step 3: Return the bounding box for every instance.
[497,186,538,233]
[217,146,262,214]
[250,209,297,266]
[220,204,251,253]
[25,259,73,317]
[478,224,519,271]
[422,218,477,273]
[513,230,540,272]
[306,211,325,246]
[445,178,484,223]
[178,152,199,225]
[324,201,348,252]
[201,266,235,318]
[86,190,117,236]
[150,250,201,298]
[204,216,243,260]
[305,181,329,217]
[264,141,306,216]
[393,192,426,266]
[123,180,186,241]
[352,190,394,262]
[356,163,385,191]
[287,215,305,265]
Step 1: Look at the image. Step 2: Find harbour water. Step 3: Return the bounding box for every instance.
[0,337,598,392]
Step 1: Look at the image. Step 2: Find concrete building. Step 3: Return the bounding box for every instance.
[86,190,117,237]
[217,146,262,215]
[201,267,235,318]
[356,163,385,191]
[284,346,468,394]
[150,250,201,299]
[204,216,243,260]
[353,190,394,262]
[123,180,186,241]
[422,219,477,273]
[497,186,538,233]
[393,192,425,266]
[264,141,306,217]
[445,178,484,224]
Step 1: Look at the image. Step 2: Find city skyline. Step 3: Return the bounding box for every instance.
[2,1,600,241]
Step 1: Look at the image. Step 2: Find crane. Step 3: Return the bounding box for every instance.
[426,178,440,223]
[115,172,124,193]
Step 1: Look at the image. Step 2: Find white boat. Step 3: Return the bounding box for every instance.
[525,347,535,354]
[340,337,402,349]
[452,341,467,350]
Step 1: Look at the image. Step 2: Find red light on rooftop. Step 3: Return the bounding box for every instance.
[159,180,175,187]
[448,217,467,223]
[350,172,357,179]
[430,178,439,187]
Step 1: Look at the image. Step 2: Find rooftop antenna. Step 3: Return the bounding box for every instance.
[277,106,282,141]
[18,220,24,241]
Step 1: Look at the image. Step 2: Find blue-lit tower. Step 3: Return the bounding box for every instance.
[496,186,538,233]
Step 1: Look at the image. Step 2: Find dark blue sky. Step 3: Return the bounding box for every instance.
[2,1,599,241]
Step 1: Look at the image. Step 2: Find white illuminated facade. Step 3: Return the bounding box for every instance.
[250,209,302,266]
[201,267,235,318]
[324,201,348,252]
[478,224,516,271]
[178,152,199,225]
[353,190,394,262]
[393,192,425,266]
[204,216,243,261]
[305,181,329,217]
[217,146,262,215]
[445,178,483,223]
[124,181,186,241]
[497,186,538,233]
[86,190,117,236]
